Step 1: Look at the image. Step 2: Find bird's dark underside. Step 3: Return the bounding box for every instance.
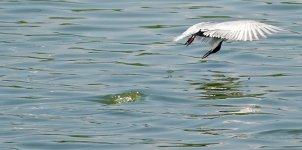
[185,32,223,59]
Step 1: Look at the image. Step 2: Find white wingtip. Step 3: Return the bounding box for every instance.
[173,35,185,42]
[173,22,212,42]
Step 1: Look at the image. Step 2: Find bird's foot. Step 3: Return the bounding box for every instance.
[185,35,196,46]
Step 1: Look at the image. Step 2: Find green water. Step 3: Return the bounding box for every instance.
[0,0,302,149]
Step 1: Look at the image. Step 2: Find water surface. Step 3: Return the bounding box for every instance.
[0,0,302,149]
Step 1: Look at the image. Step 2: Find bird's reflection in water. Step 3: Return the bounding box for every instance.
[182,73,265,139]
[187,71,265,122]
[185,71,269,134]
[191,71,262,100]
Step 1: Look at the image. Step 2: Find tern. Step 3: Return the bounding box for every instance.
[174,20,283,59]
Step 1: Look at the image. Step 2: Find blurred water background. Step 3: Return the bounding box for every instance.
[0,0,302,149]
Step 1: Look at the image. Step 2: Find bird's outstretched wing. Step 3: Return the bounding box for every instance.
[174,20,283,42]
[203,20,283,41]
[173,22,214,42]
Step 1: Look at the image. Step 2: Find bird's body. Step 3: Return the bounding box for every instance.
[174,20,283,58]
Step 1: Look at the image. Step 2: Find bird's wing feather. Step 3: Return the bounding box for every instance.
[203,20,283,41]
[173,22,215,41]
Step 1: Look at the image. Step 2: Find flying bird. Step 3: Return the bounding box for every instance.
[174,20,283,59]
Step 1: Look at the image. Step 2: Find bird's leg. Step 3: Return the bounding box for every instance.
[185,35,196,46]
